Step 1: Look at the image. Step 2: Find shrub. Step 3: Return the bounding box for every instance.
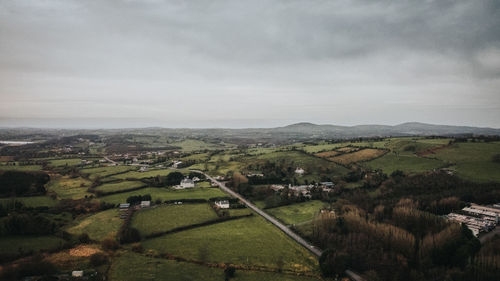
[101,238,119,251]
[224,265,236,279]
[131,243,144,253]
[78,233,91,244]
[119,227,141,244]
[89,253,108,267]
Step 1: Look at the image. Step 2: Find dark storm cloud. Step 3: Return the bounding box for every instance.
[0,0,499,128]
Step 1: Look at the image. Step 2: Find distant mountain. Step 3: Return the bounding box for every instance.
[1,122,499,143]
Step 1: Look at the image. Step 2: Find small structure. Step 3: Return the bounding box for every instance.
[119,203,130,210]
[295,167,305,175]
[140,201,151,208]
[192,176,201,182]
[320,182,335,188]
[172,161,183,168]
[180,178,195,189]
[139,166,148,172]
[72,271,84,277]
[215,200,230,209]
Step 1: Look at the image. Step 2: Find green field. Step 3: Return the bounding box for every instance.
[95,180,146,193]
[109,251,319,281]
[266,201,328,225]
[0,196,58,208]
[80,166,137,180]
[46,176,93,199]
[142,216,318,272]
[171,139,230,152]
[427,142,500,182]
[65,209,123,241]
[0,235,65,255]
[111,168,189,180]
[98,187,227,205]
[363,153,445,175]
[131,203,218,236]
[47,158,84,167]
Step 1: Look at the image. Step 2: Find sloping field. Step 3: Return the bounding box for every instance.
[98,187,226,205]
[142,216,318,272]
[94,180,146,193]
[111,168,189,180]
[109,251,319,281]
[266,201,327,225]
[428,142,500,182]
[131,203,218,236]
[46,176,93,199]
[80,166,137,180]
[65,209,122,241]
[329,148,386,165]
[362,153,445,174]
[314,151,340,158]
[0,164,42,171]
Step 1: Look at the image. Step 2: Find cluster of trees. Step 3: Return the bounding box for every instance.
[0,213,57,236]
[148,171,185,187]
[0,171,50,197]
[126,194,152,205]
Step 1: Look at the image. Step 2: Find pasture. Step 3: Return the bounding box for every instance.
[94,180,146,193]
[46,176,93,199]
[362,153,445,175]
[329,148,386,165]
[131,203,218,236]
[142,215,318,272]
[266,201,328,225]
[111,168,189,180]
[427,142,500,182]
[0,164,43,171]
[65,209,122,241]
[98,187,226,205]
[80,166,137,180]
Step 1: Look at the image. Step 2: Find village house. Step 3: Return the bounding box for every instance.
[139,166,148,172]
[215,200,230,209]
[180,178,195,189]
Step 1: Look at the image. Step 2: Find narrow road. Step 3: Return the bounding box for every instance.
[191,170,365,281]
[104,156,118,165]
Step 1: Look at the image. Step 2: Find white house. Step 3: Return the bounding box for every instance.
[215,200,230,209]
[180,178,195,188]
[72,271,84,277]
[295,167,305,175]
[139,166,148,172]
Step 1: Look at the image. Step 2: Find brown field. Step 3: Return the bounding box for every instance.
[315,150,340,158]
[330,148,386,165]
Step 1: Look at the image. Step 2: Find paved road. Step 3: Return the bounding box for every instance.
[191,170,365,281]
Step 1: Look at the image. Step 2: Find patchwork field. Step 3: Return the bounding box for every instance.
[0,235,65,255]
[266,201,328,225]
[111,168,189,180]
[47,158,85,167]
[0,164,43,171]
[131,203,218,236]
[65,209,123,241]
[314,150,340,158]
[142,216,318,272]
[0,196,58,208]
[46,176,93,199]
[109,252,319,281]
[362,153,445,174]
[94,180,146,193]
[98,187,227,205]
[329,148,386,165]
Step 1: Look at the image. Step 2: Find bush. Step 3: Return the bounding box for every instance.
[224,265,236,279]
[119,227,141,244]
[131,243,144,253]
[78,233,91,244]
[101,238,119,251]
[89,253,108,267]
[0,255,57,280]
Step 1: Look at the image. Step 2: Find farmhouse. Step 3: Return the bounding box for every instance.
[140,201,151,208]
[139,166,148,172]
[215,200,230,209]
[180,178,195,189]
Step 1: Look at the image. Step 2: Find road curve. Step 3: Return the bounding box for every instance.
[191,170,365,281]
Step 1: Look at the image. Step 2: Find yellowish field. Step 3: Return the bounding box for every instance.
[314,150,340,158]
[330,148,386,165]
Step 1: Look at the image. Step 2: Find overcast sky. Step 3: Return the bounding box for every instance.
[0,0,499,128]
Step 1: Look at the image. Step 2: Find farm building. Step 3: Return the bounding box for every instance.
[140,201,151,208]
[215,200,230,209]
[180,178,195,188]
[119,203,130,209]
[139,166,148,172]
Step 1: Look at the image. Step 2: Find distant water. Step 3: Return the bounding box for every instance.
[0,140,34,145]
